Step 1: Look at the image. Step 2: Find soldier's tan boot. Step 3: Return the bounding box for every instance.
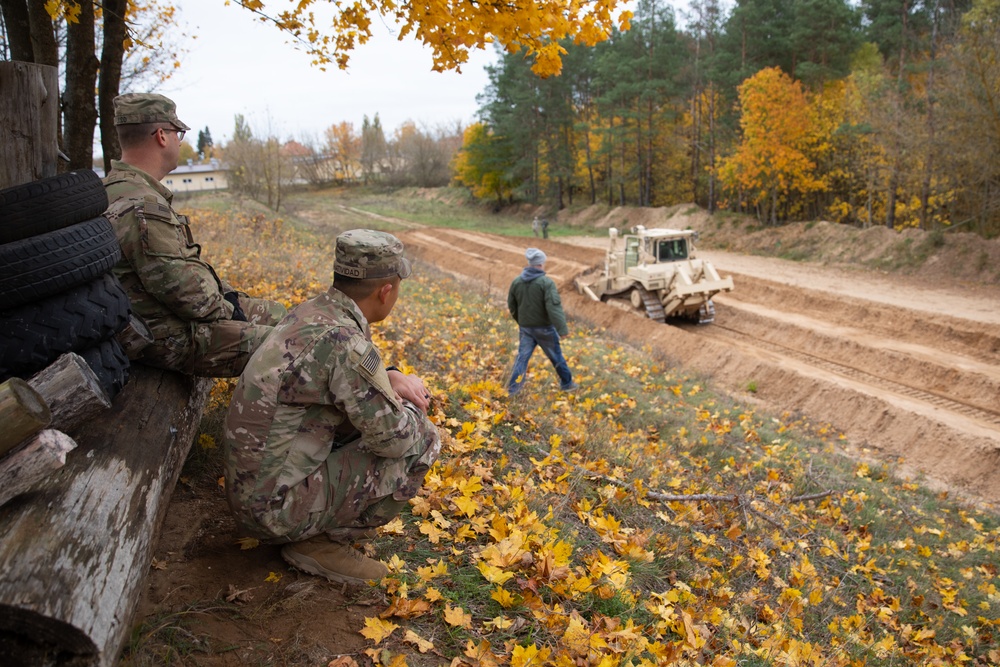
[281,536,389,585]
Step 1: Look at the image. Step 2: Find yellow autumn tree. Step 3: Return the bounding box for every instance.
[718,67,825,224]
[231,0,632,76]
[451,123,513,205]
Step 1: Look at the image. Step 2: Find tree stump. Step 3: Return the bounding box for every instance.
[0,365,212,666]
[0,61,59,189]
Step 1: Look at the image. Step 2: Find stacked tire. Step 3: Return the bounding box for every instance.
[0,170,132,400]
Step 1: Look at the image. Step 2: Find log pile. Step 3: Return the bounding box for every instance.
[0,364,211,666]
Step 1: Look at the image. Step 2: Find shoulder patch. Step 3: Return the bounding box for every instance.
[360,347,381,376]
[137,195,174,222]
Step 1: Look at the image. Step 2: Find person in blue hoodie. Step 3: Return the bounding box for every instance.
[506,248,578,395]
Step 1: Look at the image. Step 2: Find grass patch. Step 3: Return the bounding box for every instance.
[165,193,999,666]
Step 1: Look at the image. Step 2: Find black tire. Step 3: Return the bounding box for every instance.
[78,338,131,401]
[0,216,121,311]
[0,170,108,244]
[0,273,131,378]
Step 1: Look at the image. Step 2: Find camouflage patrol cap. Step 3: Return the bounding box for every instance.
[334,229,412,280]
[113,93,191,130]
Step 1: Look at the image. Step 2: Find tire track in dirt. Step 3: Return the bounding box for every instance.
[399,227,1000,507]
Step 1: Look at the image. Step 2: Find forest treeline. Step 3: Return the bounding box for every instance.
[452,0,1000,237]
[4,0,997,236]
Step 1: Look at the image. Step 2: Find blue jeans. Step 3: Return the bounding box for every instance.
[508,326,573,394]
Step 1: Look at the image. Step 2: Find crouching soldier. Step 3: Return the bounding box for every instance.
[223,230,441,584]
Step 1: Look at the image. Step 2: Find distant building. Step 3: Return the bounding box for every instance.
[163,159,229,193]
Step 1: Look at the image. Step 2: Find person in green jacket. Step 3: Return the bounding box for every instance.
[506,248,578,395]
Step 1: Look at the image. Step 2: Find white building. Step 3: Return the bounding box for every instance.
[163,159,229,193]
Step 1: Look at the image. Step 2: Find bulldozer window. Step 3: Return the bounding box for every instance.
[625,237,640,269]
[657,239,688,261]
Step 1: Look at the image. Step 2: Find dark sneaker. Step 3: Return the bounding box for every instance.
[281,535,389,585]
[560,381,580,391]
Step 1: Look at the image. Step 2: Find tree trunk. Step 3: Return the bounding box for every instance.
[0,366,211,666]
[708,84,717,215]
[0,0,33,61]
[26,0,57,67]
[0,61,59,188]
[919,3,940,230]
[99,0,128,173]
[63,0,99,170]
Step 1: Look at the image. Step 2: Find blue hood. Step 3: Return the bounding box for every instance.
[520,266,546,282]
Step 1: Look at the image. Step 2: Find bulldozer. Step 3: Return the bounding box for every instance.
[574,225,734,324]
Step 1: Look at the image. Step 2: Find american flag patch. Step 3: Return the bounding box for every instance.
[360,347,381,376]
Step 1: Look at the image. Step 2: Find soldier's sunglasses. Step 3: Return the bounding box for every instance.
[152,127,185,141]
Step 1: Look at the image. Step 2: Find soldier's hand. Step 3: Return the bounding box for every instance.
[387,369,431,413]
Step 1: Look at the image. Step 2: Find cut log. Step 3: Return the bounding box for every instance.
[0,365,212,666]
[27,352,110,435]
[0,378,51,458]
[0,430,76,508]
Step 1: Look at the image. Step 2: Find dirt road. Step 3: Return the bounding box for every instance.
[397,228,1000,507]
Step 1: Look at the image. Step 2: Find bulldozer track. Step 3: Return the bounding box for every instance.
[708,321,1000,429]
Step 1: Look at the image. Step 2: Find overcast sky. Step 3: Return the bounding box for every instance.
[161,0,498,145]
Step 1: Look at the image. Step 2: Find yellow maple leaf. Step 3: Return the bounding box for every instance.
[403,629,434,653]
[424,587,443,602]
[491,587,516,608]
[359,616,399,644]
[511,643,551,667]
[465,640,500,667]
[477,561,514,585]
[453,495,479,518]
[416,560,448,582]
[483,615,513,631]
[562,616,591,656]
[443,604,472,629]
[236,537,260,550]
[381,517,405,534]
[420,521,446,544]
[265,571,282,583]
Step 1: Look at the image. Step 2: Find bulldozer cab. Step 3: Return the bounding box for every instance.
[655,237,688,262]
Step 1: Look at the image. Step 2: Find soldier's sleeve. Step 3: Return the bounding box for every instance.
[130,199,233,322]
[507,281,519,321]
[545,279,569,336]
[329,333,433,459]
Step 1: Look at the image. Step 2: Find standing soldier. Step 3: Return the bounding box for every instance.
[103,93,286,376]
[224,229,441,584]
[541,218,550,239]
[532,216,540,237]
[506,248,578,395]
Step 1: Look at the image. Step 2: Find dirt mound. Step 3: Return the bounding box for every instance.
[541,202,1000,289]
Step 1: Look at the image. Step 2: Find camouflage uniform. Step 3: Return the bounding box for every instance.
[104,93,286,377]
[224,230,440,544]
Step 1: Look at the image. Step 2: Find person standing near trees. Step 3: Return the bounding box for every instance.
[532,216,540,237]
[223,229,441,585]
[541,218,550,239]
[506,248,578,395]
[103,93,286,377]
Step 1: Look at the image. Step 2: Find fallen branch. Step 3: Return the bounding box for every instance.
[532,445,835,533]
